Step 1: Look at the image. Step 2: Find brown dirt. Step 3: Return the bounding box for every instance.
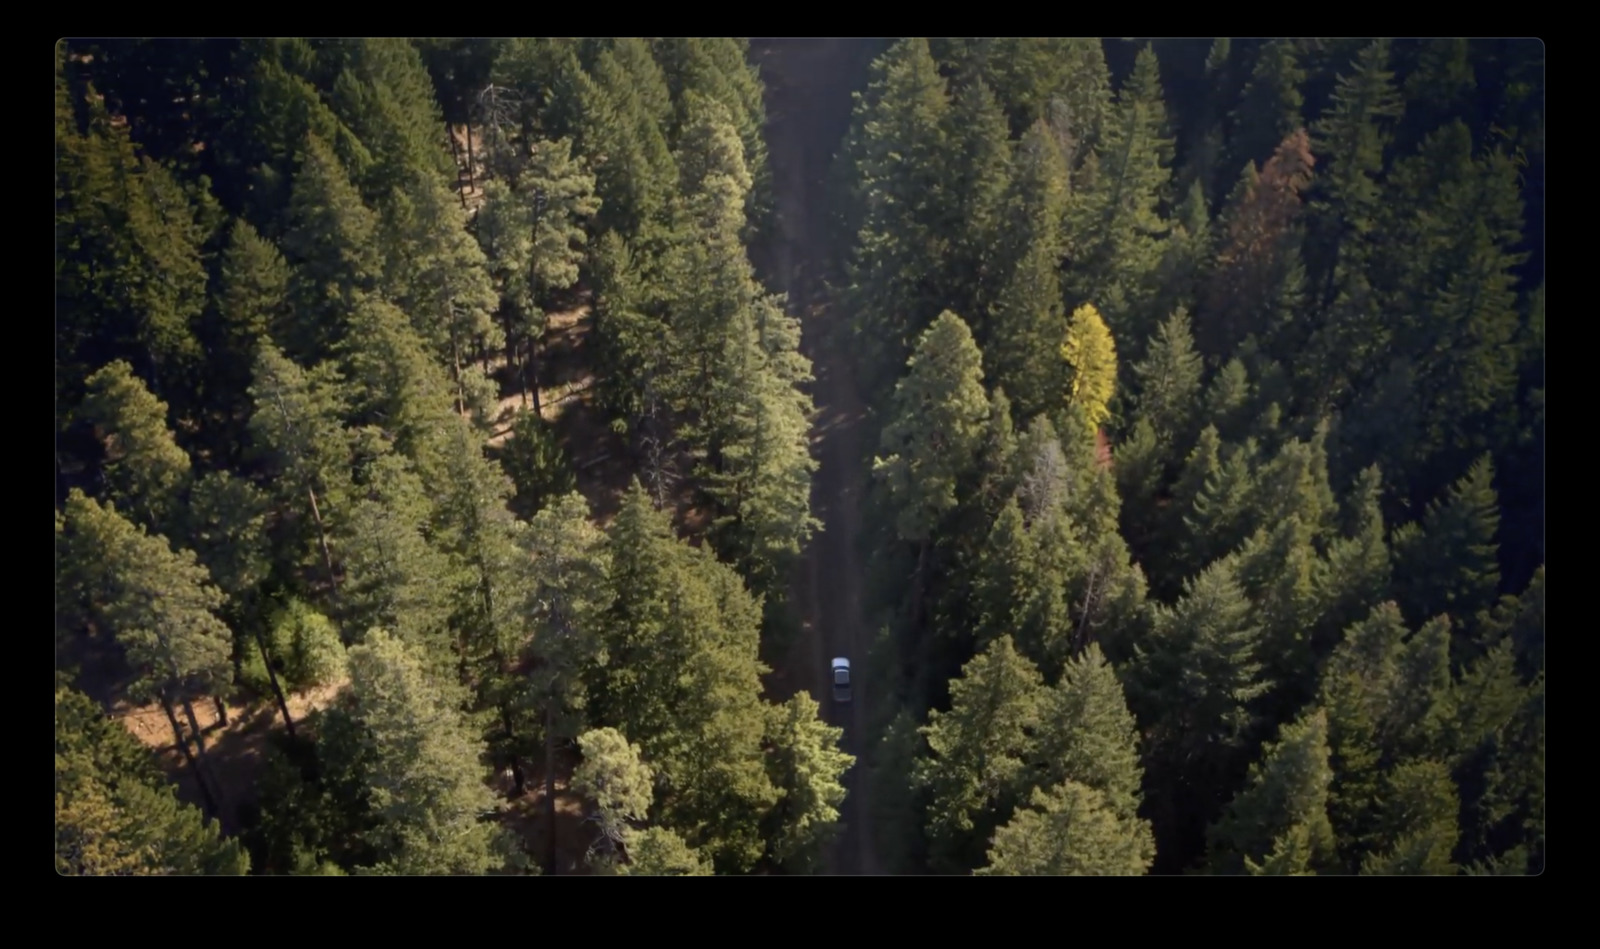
[752,37,885,875]
[114,679,347,837]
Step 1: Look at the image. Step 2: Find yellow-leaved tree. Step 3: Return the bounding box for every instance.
[1061,303,1118,427]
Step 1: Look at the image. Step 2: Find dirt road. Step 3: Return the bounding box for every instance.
[752,38,884,876]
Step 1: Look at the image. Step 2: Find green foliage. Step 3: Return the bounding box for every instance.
[58,489,234,707]
[502,409,577,515]
[977,779,1153,875]
[325,628,512,875]
[279,133,382,360]
[762,692,855,872]
[56,687,249,875]
[1207,708,1339,875]
[1393,453,1502,633]
[586,483,778,872]
[873,311,991,544]
[1063,45,1173,338]
[76,360,192,533]
[917,635,1044,872]
[1031,643,1147,824]
[840,38,954,385]
[1131,307,1205,449]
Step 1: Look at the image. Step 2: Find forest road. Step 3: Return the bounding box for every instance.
[753,37,884,876]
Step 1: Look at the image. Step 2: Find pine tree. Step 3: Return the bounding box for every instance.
[917,635,1044,873]
[56,686,249,875]
[1313,464,1392,655]
[247,341,352,594]
[1393,453,1501,632]
[1360,758,1461,874]
[977,779,1153,875]
[587,483,778,872]
[1031,643,1148,824]
[1207,708,1339,875]
[324,628,513,875]
[1227,40,1306,179]
[336,451,460,667]
[279,133,383,362]
[375,169,499,419]
[75,360,192,534]
[940,78,1013,324]
[873,311,991,546]
[1130,307,1205,451]
[761,692,855,873]
[212,217,293,423]
[1063,45,1173,339]
[574,45,677,245]
[839,38,953,389]
[1061,303,1118,429]
[572,726,656,863]
[58,490,235,814]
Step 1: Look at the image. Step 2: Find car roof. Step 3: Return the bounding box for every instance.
[831,657,849,668]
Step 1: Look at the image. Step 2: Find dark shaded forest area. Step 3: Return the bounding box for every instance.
[55,37,1541,876]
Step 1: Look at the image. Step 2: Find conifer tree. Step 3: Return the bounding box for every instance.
[574,45,677,246]
[56,687,249,875]
[977,779,1153,875]
[324,628,513,875]
[523,490,608,864]
[336,451,459,666]
[917,635,1044,872]
[1360,758,1461,874]
[1063,45,1173,339]
[1313,464,1392,654]
[212,218,293,424]
[762,692,855,873]
[1207,708,1339,875]
[940,78,1012,324]
[1226,40,1306,179]
[1060,303,1118,430]
[76,360,192,534]
[247,342,352,594]
[1031,643,1148,826]
[279,133,382,362]
[1392,453,1501,632]
[58,490,235,812]
[839,38,953,388]
[587,483,778,872]
[1130,307,1205,452]
[873,311,991,547]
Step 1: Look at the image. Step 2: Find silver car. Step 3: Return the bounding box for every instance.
[831,657,851,703]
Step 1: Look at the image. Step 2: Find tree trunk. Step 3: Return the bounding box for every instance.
[465,119,476,194]
[212,694,228,728]
[161,695,219,818]
[545,696,559,875]
[528,335,541,417]
[256,630,297,740]
[451,330,466,417]
[307,487,338,596]
[448,121,468,209]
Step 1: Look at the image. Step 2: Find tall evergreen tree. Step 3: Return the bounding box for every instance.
[761,692,855,873]
[322,627,514,875]
[917,635,1044,873]
[1063,45,1173,341]
[873,311,991,547]
[1060,303,1118,430]
[839,38,953,390]
[1207,708,1339,875]
[279,133,382,361]
[75,360,192,534]
[976,778,1153,875]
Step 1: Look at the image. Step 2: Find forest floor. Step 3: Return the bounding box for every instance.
[752,37,885,876]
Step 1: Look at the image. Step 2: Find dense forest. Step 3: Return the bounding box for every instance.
[55,37,1542,876]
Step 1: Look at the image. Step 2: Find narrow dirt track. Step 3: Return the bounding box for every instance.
[753,38,884,876]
